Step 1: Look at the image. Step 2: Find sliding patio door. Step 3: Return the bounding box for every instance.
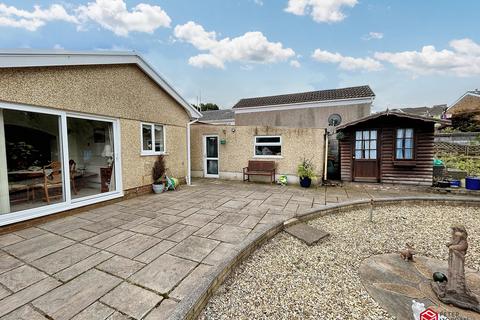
[0,102,122,225]
[67,117,117,200]
[0,108,65,214]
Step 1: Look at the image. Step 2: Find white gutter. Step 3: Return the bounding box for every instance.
[186,119,199,185]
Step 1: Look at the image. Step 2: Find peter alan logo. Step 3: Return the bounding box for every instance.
[420,308,438,320]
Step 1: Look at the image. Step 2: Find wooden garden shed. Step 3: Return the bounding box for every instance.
[336,111,447,186]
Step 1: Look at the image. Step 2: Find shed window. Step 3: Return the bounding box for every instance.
[354,130,377,159]
[396,128,414,160]
[254,136,282,157]
[141,123,165,155]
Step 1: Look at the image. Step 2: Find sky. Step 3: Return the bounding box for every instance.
[0,0,479,111]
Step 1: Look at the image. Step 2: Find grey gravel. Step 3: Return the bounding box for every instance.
[199,205,480,320]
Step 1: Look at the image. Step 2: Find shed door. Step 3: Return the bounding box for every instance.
[353,130,379,182]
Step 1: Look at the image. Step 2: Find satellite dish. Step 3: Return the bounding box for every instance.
[328,114,342,126]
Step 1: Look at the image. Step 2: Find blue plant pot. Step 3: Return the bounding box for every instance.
[300,177,312,188]
[450,180,461,188]
[466,177,480,191]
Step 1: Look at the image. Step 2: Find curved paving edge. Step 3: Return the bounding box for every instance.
[167,196,480,320]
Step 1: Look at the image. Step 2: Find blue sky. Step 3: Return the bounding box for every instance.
[1,0,479,111]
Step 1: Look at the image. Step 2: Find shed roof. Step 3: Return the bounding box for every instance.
[0,50,202,118]
[336,110,449,130]
[232,85,375,109]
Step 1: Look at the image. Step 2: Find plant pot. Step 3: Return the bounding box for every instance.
[450,180,461,188]
[299,177,312,188]
[466,177,480,191]
[437,181,450,188]
[152,183,164,194]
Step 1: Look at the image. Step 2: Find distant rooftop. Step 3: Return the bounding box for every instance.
[200,109,235,121]
[392,104,447,118]
[232,85,375,109]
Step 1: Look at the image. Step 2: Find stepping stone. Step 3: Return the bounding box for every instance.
[285,223,329,246]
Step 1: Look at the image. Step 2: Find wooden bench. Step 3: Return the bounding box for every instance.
[243,160,276,183]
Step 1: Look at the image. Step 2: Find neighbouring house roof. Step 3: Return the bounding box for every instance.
[336,110,450,131]
[393,105,447,118]
[200,109,235,122]
[448,90,480,111]
[0,50,202,118]
[232,85,375,109]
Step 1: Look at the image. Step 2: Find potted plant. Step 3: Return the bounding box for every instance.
[297,157,315,188]
[152,155,166,194]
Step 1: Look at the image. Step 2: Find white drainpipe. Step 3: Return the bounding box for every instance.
[324,128,329,181]
[186,119,199,185]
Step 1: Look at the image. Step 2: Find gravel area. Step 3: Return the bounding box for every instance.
[199,205,480,320]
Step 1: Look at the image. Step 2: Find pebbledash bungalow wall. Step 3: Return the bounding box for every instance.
[0,64,191,194]
[190,124,326,183]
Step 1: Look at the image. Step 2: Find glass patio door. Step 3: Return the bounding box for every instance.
[204,135,219,178]
[0,102,122,225]
[67,116,117,201]
[0,108,66,214]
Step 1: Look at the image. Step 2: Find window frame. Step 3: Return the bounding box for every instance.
[253,135,282,158]
[140,122,166,156]
[354,130,378,160]
[395,128,415,160]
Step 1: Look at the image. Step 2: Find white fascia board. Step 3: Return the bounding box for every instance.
[200,119,235,124]
[448,92,480,110]
[233,97,374,114]
[0,50,202,119]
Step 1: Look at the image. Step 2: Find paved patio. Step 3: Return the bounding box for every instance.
[0,179,470,320]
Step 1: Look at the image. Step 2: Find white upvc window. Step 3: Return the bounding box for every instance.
[141,123,166,155]
[254,136,282,158]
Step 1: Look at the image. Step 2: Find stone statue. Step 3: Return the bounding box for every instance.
[432,225,480,312]
[400,243,415,262]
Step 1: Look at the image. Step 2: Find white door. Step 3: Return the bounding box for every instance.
[204,135,219,178]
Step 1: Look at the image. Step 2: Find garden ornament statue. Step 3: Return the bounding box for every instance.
[431,225,480,312]
[400,243,415,262]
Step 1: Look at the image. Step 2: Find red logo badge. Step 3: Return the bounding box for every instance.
[420,308,438,320]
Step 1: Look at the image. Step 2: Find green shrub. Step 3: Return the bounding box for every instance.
[297,158,315,179]
[440,154,480,177]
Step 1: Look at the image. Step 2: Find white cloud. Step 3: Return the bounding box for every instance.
[253,0,264,6]
[374,38,480,77]
[0,3,77,31]
[77,0,171,36]
[290,60,301,68]
[0,0,171,36]
[174,21,295,69]
[312,49,383,71]
[363,31,383,40]
[285,0,357,23]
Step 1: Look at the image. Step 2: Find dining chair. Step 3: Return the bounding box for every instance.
[39,161,63,204]
[69,159,78,195]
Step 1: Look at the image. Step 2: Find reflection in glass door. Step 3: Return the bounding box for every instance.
[204,135,219,178]
[67,117,116,200]
[0,108,65,214]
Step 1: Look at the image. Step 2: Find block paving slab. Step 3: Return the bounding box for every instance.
[0,178,472,319]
